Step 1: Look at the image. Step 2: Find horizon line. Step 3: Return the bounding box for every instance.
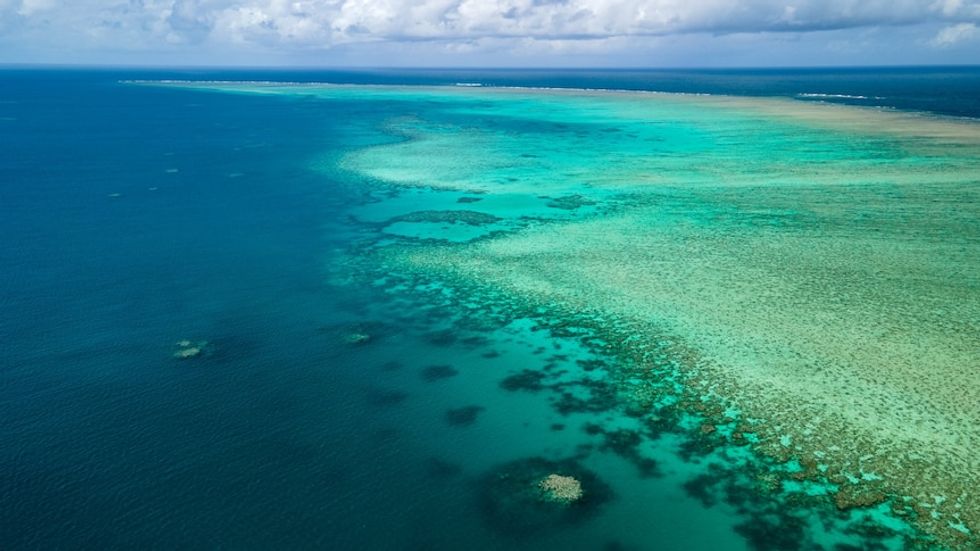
[2,62,979,72]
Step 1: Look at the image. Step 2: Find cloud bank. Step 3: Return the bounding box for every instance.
[0,1,978,65]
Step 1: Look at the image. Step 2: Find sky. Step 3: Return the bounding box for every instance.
[0,1,978,67]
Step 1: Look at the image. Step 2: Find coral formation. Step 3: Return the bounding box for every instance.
[479,457,612,536]
[344,332,371,345]
[445,405,485,427]
[421,364,459,382]
[364,388,409,407]
[499,369,547,391]
[538,474,584,503]
[319,321,392,347]
[425,457,463,479]
[392,209,500,226]
[545,194,596,210]
[173,340,208,359]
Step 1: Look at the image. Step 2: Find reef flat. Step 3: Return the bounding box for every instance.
[152,81,980,548]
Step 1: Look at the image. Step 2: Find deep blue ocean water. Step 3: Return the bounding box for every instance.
[1,67,978,550]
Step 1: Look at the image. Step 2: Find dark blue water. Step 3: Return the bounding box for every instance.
[0,71,398,548]
[1,68,976,550]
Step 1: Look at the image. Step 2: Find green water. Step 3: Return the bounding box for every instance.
[157,82,979,549]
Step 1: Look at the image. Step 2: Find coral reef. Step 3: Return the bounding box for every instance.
[425,457,463,479]
[538,474,584,503]
[499,369,547,391]
[173,340,209,360]
[545,194,596,210]
[319,321,392,347]
[479,457,612,537]
[301,82,979,549]
[364,388,409,407]
[422,329,457,346]
[445,405,485,427]
[421,364,459,382]
[392,210,501,226]
[344,332,371,345]
[379,360,403,371]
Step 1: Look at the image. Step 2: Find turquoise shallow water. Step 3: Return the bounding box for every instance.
[2,69,978,550]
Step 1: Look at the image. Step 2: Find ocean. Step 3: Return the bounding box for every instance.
[1,67,978,550]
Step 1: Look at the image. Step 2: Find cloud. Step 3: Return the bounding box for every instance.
[930,21,979,46]
[16,0,57,17]
[0,1,978,64]
[197,1,980,44]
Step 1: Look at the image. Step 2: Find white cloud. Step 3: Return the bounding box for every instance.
[16,0,57,16]
[1,1,978,63]
[930,21,978,46]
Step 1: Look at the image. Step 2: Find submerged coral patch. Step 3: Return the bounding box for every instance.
[500,369,547,392]
[420,364,459,382]
[445,405,485,427]
[391,209,501,226]
[422,329,457,346]
[173,340,210,360]
[379,360,403,371]
[319,321,393,347]
[425,457,463,479]
[538,474,584,503]
[364,388,409,407]
[545,194,596,210]
[479,457,613,537]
